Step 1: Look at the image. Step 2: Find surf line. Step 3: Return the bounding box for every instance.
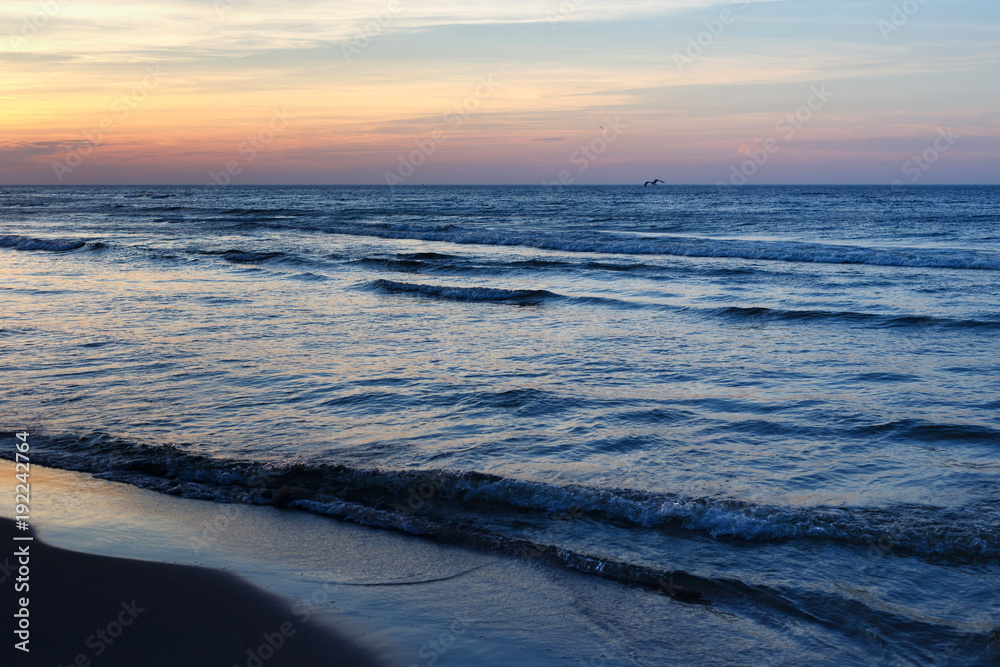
[322,565,484,587]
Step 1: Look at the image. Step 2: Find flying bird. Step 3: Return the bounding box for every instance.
[644,179,665,187]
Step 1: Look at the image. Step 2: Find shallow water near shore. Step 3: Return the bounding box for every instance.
[2,185,999,664]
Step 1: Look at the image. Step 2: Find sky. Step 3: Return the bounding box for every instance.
[0,0,997,185]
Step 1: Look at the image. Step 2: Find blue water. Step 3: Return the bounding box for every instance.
[2,185,999,664]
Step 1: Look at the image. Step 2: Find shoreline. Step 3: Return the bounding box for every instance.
[6,460,993,665]
[0,461,653,666]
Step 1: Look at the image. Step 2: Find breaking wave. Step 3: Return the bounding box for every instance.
[365,279,560,305]
[321,225,1000,271]
[0,235,87,252]
[7,431,997,562]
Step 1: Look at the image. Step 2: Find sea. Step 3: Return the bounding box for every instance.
[2,185,999,665]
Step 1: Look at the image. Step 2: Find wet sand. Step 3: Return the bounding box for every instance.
[1,515,387,666]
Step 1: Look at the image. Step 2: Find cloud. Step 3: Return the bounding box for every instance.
[0,0,782,62]
[0,141,70,163]
[1,0,996,184]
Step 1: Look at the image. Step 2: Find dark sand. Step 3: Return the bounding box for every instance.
[2,517,387,667]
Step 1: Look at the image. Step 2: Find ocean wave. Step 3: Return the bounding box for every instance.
[366,279,1000,328]
[6,430,1000,654]
[352,257,428,273]
[123,192,173,199]
[320,225,1000,271]
[220,207,305,217]
[288,271,328,281]
[200,249,289,264]
[365,279,560,304]
[0,234,87,252]
[850,419,1000,444]
[710,305,1000,330]
[7,432,997,562]
[353,254,587,280]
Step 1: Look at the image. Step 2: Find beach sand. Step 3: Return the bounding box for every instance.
[1,516,387,666]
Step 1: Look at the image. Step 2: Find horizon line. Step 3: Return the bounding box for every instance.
[2,183,997,188]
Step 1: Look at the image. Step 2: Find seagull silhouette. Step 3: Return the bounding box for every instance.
[644,179,665,187]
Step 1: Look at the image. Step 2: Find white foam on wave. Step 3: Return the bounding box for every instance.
[367,279,559,303]
[0,234,87,252]
[11,432,1000,560]
[327,225,1000,271]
